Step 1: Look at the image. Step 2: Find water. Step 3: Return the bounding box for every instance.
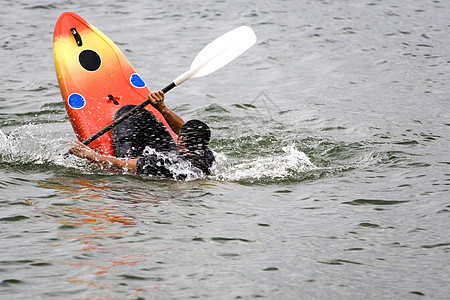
[1,0,449,298]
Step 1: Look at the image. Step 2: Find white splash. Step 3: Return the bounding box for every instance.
[214,144,316,181]
[1,126,316,182]
[142,146,204,181]
[0,124,72,166]
[0,129,8,149]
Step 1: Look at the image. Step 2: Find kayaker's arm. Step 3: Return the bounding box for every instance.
[69,141,137,172]
[148,91,185,135]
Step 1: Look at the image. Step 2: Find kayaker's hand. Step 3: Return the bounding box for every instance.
[148,90,165,109]
[69,141,137,172]
[69,141,98,161]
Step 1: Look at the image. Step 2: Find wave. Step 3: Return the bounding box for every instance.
[0,125,319,183]
[3,123,406,184]
[0,124,78,170]
[213,143,317,183]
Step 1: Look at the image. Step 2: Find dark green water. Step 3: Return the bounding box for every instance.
[1,0,449,299]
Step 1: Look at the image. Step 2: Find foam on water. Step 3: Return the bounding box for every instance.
[213,143,316,182]
[0,125,317,182]
[0,129,7,148]
[0,124,76,168]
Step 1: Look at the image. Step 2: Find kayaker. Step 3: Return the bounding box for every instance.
[69,91,215,180]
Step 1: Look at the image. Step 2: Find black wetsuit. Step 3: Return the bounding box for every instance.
[112,105,214,180]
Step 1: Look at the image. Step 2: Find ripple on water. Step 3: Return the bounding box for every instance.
[342,199,409,206]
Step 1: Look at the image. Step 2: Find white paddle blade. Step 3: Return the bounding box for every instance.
[174,26,256,85]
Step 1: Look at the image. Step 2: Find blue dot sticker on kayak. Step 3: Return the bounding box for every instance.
[67,93,86,109]
[130,73,146,88]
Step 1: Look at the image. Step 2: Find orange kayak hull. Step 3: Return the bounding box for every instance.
[53,12,177,156]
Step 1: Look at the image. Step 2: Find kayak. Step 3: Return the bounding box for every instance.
[53,12,177,156]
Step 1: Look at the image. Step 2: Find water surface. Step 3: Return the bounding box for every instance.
[0,0,449,298]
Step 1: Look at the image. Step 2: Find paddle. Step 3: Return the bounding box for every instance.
[80,26,257,147]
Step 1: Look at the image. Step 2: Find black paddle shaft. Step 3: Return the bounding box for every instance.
[81,81,176,146]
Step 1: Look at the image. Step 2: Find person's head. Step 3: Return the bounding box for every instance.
[177,120,211,153]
